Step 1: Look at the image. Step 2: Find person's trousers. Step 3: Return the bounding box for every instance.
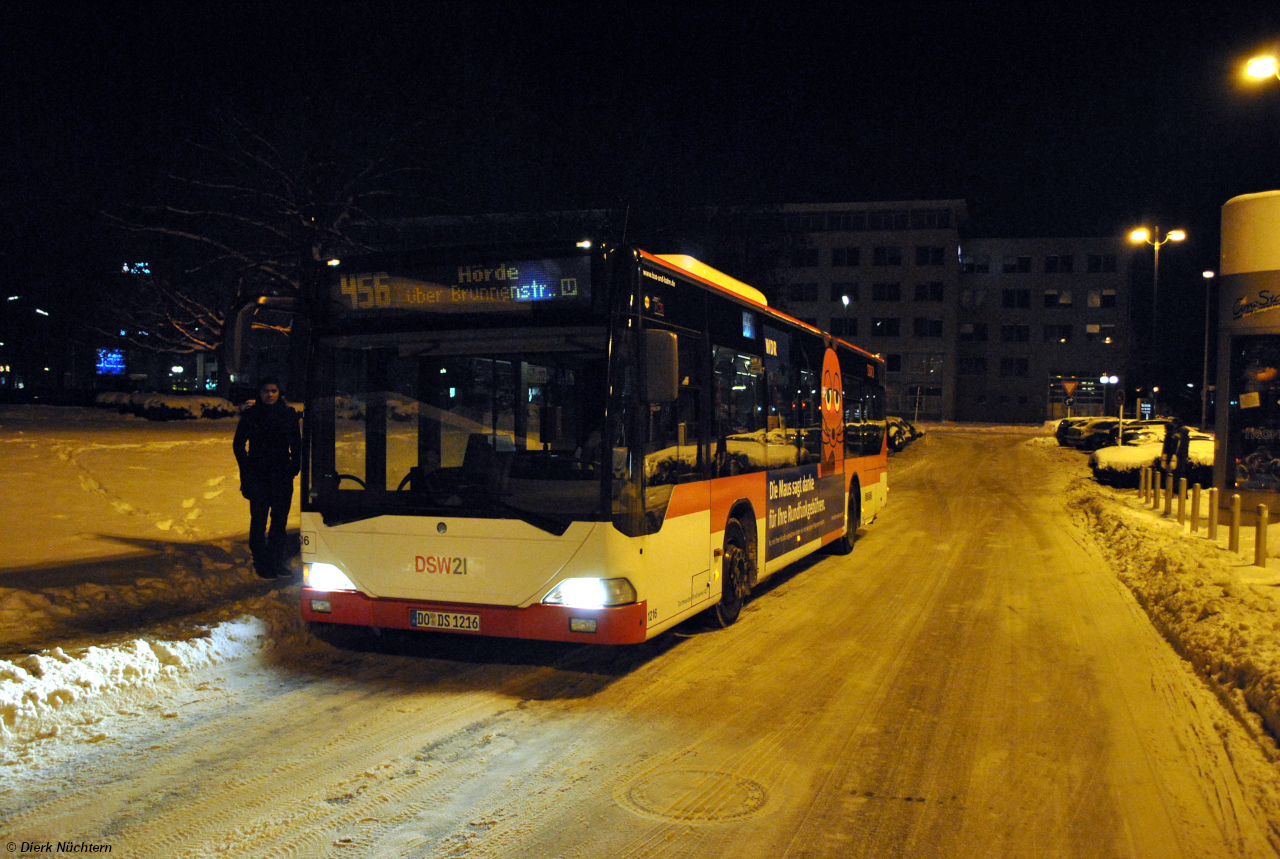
[249,487,293,576]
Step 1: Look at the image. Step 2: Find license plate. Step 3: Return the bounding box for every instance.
[409,609,481,632]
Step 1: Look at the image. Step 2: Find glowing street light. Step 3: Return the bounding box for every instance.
[1245,55,1279,81]
[834,293,851,337]
[1099,374,1120,421]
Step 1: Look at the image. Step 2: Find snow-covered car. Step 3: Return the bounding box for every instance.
[1061,417,1120,450]
[1054,417,1088,446]
[1116,425,1164,447]
[1089,430,1213,487]
[887,416,922,451]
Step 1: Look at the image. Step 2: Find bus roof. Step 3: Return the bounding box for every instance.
[638,249,882,366]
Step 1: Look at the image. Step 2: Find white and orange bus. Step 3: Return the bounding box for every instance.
[249,242,887,644]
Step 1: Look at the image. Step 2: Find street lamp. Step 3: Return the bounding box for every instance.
[1245,55,1279,81]
[1202,270,1215,430]
[1129,226,1186,334]
[1129,226,1186,392]
[1099,374,1119,417]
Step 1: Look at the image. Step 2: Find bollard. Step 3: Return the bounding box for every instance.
[1153,471,1163,510]
[1209,487,1219,541]
[1177,478,1188,525]
[1191,483,1201,533]
[1230,494,1242,554]
[1257,504,1270,568]
[1143,467,1151,503]
[1164,471,1173,516]
[1139,467,1147,503]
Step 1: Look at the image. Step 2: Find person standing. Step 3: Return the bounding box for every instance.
[233,377,301,578]
[1161,417,1191,484]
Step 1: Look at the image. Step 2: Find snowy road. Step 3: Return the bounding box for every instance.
[5,427,1280,857]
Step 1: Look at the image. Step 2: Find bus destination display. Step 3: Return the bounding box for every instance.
[332,257,591,314]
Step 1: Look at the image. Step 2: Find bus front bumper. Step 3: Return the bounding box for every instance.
[301,588,650,645]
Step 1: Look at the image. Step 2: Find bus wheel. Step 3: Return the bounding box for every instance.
[715,519,751,627]
[829,489,861,555]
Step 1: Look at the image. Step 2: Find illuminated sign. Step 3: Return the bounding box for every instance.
[96,349,126,375]
[331,257,590,315]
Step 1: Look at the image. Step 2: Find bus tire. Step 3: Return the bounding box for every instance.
[715,519,752,627]
[829,487,861,555]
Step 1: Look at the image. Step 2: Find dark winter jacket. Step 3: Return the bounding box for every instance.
[1161,424,1190,469]
[233,400,301,499]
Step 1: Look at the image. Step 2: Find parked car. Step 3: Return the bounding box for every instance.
[887,416,922,451]
[1061,417,1120,450]
[1116,425,1165,447]
[1055,417,1089,446]
[1125,417,1174,433]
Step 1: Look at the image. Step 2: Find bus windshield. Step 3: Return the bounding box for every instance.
[307,327,610,533]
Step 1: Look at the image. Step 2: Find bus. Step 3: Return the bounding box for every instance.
[231,242,888,644]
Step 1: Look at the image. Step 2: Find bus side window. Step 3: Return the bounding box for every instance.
[843,372,865,458]
[713,346,766,476]
[644,332,705,489]
[795,342,823,466]
[763,327,800,467]
[839,349,885,457]
[864,384,886,455]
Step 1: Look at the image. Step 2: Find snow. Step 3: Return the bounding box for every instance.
[1069,468,1280,748]
[6,407,1280,779]
[0,404,311,764]
[1090,435,1214,472]
[94,391,240,419]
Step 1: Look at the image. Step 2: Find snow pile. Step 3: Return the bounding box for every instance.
[1089,437,1215,487]
[0,587,311,761]
[94,391,240,420]
[1068,471,1280,751]
[0,553,268,651]
[0,619,259,730]
[0,618,259,755]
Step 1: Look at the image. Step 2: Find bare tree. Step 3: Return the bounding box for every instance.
[94,117,428,353]
[97,265,231,354]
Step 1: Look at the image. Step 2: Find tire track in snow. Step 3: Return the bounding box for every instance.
[2,656,542,857]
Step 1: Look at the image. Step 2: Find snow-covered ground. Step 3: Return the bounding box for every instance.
[5,408,1280,776]
[0,404,310,762]
[927,421,1280,753]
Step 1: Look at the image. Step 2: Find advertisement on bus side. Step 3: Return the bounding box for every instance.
[765,464,845,560]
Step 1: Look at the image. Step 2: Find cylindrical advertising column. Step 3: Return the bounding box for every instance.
[1216,191,1280,514]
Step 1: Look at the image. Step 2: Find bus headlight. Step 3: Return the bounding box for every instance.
[304,562,357,592]
[542,577,637,608]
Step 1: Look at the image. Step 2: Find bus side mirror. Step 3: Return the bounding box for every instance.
[223,296,302,377]
[646,330,679,404]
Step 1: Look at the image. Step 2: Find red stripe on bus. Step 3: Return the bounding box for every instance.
[710,472,769,534]
[302,589,650,645]
[664,482,712,519]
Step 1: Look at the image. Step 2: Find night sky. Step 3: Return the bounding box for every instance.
[5,2,1280,331]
